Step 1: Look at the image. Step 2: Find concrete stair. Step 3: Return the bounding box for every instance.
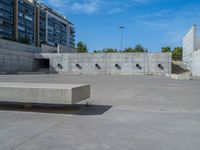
[171,61,192,80]
[172,61,191,75]
[37,68,50,73]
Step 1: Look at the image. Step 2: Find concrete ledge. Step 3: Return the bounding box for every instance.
[0,83,90,105]
[170,74,192,80]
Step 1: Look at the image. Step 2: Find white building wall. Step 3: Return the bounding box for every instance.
[182,25,200,77]
[192,50,200,76]
[196,38,200,50]
[183,25,197,69]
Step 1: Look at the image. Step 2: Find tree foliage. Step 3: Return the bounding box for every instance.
[76,41,88,53]
[161,46,183,61]
[134,44,146,52]
[102,48,118,53]
[172,47,182,61]
[123,47,134,53]
[162,47,171,53]
[93,44,148,53]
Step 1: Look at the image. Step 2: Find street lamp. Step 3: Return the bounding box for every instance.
[119,26,125,51]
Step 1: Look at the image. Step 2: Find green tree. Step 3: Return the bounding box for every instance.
[102,48,118,53]
[172,47,182,61]
[123,45,148,53]
[162,47,171,53]
[134,44,145,52]
[76,41,88,53]
[123,47,134,53]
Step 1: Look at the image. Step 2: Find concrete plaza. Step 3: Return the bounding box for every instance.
[0,75,200,150]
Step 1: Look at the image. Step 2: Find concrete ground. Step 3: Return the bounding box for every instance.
[0,75,200,150]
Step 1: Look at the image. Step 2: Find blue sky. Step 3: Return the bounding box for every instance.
[41,0,200,52]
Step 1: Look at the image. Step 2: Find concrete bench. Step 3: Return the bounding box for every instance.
[0,83,90,106]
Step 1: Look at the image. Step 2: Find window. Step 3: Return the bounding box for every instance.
[25,15,33,21]
[18,25,25,31]
[48,26,54,30]
[19,12,23,17]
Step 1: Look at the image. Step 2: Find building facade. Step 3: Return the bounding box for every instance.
[0,0,75,50]
[36,3,69,47]
[183,25,200,76]
[17,0,35,45]
[68,22,75,48]
[0,0,14,39]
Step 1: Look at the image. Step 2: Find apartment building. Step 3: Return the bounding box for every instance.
[36,3,75,48]
[0,0,14,39]
[0,0,75,50]
[17,0,35,45]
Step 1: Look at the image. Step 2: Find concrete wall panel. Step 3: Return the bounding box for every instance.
[191,50,200,76]
[183,26,197,69]
[0,39,41,53]
[34,53,171,75]
[0,49,34,74]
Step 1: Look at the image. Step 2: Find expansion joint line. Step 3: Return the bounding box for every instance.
[11,119,68,150]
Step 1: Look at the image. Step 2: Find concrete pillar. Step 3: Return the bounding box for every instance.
[13,0,19,40]
[35,7,40,47]
[57,44,60,53]
[45,11,48,44]
[67,23,70,48]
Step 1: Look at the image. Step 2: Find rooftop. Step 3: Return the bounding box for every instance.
[37,2,69,23]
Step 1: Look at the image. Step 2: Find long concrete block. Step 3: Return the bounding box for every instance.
[0,83,90,104]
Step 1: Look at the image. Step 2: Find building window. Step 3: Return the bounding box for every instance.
[18,25,25,31]
[19,12,23,17]
[25,15,33,21]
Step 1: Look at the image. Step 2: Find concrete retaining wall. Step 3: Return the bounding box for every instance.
[183,25,200,77]
[191,50,200,76]
[0,48,34,74]
[41,44,76,53]
[35,53,171,75]
[183,26,196,69]
[0,39,41,53]
[0,40,171,75]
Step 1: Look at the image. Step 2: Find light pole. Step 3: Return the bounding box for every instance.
[119,26,125,51]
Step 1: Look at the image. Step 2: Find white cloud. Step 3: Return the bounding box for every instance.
[107,8,125,14]
[41,0,157,15]
[41,0,102,14]
[71,0,100,14]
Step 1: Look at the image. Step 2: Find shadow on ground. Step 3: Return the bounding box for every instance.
[0,102,112,116]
